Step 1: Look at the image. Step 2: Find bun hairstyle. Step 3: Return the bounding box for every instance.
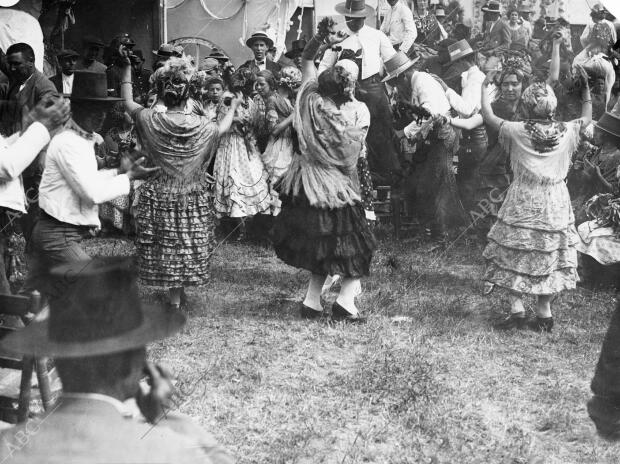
[156,57,195,107]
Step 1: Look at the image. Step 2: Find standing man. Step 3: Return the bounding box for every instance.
[519,4,534,39]
[21,71,156,297]
[239,31,281,76]
[480,1,512,53]
[380,0,417,55]
[75,36,107,73]
[319,0,401,186]
[284,38,306,70]
[50,49,79,95]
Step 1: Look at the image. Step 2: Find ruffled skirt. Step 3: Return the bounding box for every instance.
[135,177,216,287]
[271,191,377,278]
[483,178,578,294]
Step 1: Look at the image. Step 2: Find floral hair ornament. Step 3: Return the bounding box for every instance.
[278,66,302,90]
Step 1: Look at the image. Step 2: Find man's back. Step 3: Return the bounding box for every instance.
[0,397,232,464]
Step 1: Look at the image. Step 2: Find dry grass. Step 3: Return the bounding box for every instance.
[84,232,620,464]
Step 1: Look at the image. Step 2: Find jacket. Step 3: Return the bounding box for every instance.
[482,19,512,51]
[238,58,281,77]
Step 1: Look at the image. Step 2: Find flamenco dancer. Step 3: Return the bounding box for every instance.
[272,29,377,323]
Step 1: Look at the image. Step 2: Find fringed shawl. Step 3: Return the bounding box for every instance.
[134,108,219,186]
[280,80,366,209]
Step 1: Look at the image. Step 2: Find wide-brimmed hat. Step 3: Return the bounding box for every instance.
[435,7,446,17]
[0,257,185,358]
[0,0,19,7]
[57,49,79,59]
[208,49,229,62]
[335,0,373,18]
[70,71,123,102]
[153,43,176,58]
[245,31,274,49]
[382,51,420,82]
[448,39,476,62]
[596,111,620,139]
[481,1,501,13]
[285,39,307,59]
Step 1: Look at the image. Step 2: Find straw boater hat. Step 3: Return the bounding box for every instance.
[0,258,185,358]
[596,111,620,139]
[69,71,123,102]
[447,39,476,62]
[245,31,274,49]
[153,43,176,58]
[208,49,229,63]
[0,0,20,7]
[435,7,446,17]
[481,1,501,13]
[285,39,307,59]
[335,0,373,18]
[381,51,420,82]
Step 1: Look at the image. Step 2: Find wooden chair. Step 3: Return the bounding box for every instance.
[372,187,418,239]
[0,292,53,423]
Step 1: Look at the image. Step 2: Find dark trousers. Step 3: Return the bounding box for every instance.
[356,78,401,186]
[21,213,91,299]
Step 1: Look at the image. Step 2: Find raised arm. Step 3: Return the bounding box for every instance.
[480,77,503,132]
[547,35,561,85]
[449,114,484,131]
[216,95,243,136]
[574,64,592,128]
[119,46,143,115]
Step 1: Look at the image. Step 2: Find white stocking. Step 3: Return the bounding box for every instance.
[336,278,360,315]
[303,274,325,311]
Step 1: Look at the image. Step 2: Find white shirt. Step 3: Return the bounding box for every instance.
[403,71,451,138]
[318,25,396,80]
[0,122,49,213]
[0,9,44,72]
[521,19,533,38]
[39,122,130,227]
[255,59,266,71]
[581,19,617,48]
[445,65,486,117]
[62,73,74,95]
[380,1,418,54]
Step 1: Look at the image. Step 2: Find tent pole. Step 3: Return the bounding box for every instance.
[163,0,168,43]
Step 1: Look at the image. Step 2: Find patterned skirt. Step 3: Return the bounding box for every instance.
[272,190,377,278]
[135,177,216,287]
[483,177,578,295]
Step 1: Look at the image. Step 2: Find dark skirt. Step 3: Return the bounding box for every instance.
[271,191,377,278]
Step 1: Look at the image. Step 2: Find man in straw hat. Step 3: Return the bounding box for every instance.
[382,50,467,237]
[0,96,69,294]
[0,257,233,463]
[239,31,281,76]
[479,0,512,53]
[319,0,401,186]
[581,3,617,50]
[380,0,417,55]
[20,71,158,298]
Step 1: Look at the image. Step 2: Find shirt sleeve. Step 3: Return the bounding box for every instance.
[400,7,417,53]
[0,122,50,182]
[55,136,130,204]
[378,30,397,63]
[445,73,483,117]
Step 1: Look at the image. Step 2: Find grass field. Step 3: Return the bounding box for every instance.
[85,232,620,464]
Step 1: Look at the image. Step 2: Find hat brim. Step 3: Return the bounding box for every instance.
[334,3,373,17]
[0,0,20,7]
[382,56,420,82]
[0,303,185,358]
[245,37,274,49]
[595,123,620,139]
[481,7,501,13]
[284,50,302,59]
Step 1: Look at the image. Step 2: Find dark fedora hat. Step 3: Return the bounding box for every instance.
[57,49,80,59]
[153,43,176,58]
[0,257,185,358]
[285,39,307,59]
[208,48,229,62]
[246,31,274,49]
[70,71,123,102]
[382,50,420,82]
[596,111,620,139]
[83,35,105,48]
[481,1,501,13]
[335,0,373,18]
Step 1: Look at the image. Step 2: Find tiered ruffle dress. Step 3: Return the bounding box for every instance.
[272,83,377,278]
[212,95,275,218]
[132,108,219,287]
[483,120,583,294]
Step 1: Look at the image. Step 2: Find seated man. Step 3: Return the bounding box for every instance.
[0,257,233,463]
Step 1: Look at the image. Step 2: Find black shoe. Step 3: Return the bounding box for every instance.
[300,304,323,320]
[528,316,554,333]
[494,312,527,330]
[331,302,367,324]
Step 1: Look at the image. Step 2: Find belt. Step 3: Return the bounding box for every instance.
[40,210,91,232]
[360,74,381,84]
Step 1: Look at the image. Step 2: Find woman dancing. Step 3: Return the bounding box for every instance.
[272,30,376,323]
[120,56,241,308]
[481,70,592,332]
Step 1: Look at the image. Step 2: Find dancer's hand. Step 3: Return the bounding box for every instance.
[137,362,176,424]
[23,96,70,136]
[121,156,160,180]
